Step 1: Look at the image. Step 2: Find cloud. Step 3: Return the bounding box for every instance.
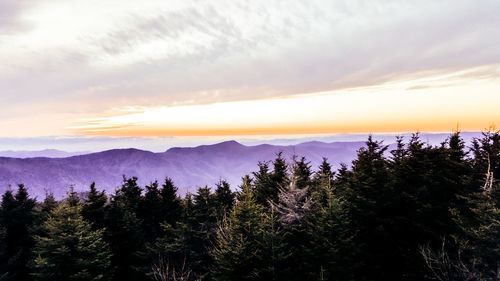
[0,0,499,136]
[0,0,33,33]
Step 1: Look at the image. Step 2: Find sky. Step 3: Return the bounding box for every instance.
[1,0,500,146]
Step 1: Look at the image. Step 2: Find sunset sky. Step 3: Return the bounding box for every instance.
[1,0,499,141]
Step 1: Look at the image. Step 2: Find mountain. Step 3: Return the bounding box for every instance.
[0,140,369,199]
[0,149,90,158]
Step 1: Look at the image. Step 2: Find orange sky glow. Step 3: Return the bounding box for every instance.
[1,0,499,139]
[67,68,500,137]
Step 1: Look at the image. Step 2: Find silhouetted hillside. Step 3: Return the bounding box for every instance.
[0,140,366,198]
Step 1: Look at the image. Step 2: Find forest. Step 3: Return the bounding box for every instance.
[0,131,498,281]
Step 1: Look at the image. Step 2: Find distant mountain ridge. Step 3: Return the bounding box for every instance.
[0,132,484,199]
[0,149,90,158]
[0,140,367,199]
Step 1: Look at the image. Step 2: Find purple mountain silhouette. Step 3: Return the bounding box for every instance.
[0,140,369,199]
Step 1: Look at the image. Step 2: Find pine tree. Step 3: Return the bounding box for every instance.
[192,186,217,235]
[305,186,354,280]
[104,177,147,281]
[159,178,182,226]
[82,182,107,230]
[0,185,37,281]
[214,180,235,219]
[456,187,500,280]
[257,208,289,281]
[253,153,290,207]
[333,163,352,198]
[114,176,143,213]
[269,177,313,281]
[31,201,112,281]
[311,158,335,205]
[313,157,334,189]
[292,156,312,189]
[154,187,216,280]
[138,181,164,242]
[212,181,270,281]
[105,202,146,281]
[253,161,273,206]
[343,136,396,280]
[271,178,311,226]
[40,192,57,220]
[270,152,289,193]
[66,187,81,207]
[471,128,500,192]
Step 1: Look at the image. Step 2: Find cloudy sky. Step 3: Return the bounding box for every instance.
[1,0,499,139]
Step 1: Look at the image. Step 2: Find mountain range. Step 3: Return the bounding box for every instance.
[0,140,367,199]
[0,149,90,158]
[0,132,484,199]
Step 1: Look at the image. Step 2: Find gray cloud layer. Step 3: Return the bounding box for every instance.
[0,0,499,117]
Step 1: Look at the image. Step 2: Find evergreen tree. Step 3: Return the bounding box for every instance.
[313,157,335,189]
[342,136,396,280]
[155,188,216,280]
[455,186,500,280]
[40,192,57,220]
[154,192,197,279]
[305,186,354,280]
[272,178,311,226]
[253,153,290,207]
[82,182,107,230]
[271,178,313,281]
[257,208,289,281]
[0,185,37,281]
[333,163,352,198]
[104,177,147,281]
[213,180,235,219]
[192,186,217,234]
[471,128,500,191]
[159,178,182,226]
[190,186,217,279]
[270,152,289,193]
[66,187,81,207]
[212,181,271,281]
[105,203,146,281]
[388,133,474,280]
[31,201,112,281]
[138,181,164,242]
[253,161,273,206]
[114,176,143,212]
[292,156,312,189]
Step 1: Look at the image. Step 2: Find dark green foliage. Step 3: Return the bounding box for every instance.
[313,157,335,189]
[40,192,57,218]
[114,176,142,212]
[82,182,107,230]
[159,178,182,226]
[341,136,394,279]
[139,181,164,242]
[212,182,286,281]
[253,161,273,206]
[105,204,146,281]
[66,187,81,207]
[153,193,198,280]
[292,156,312,189]
[0,185,37,281]
[104,177,147,281]
[305,187,353,280]
[253,153,290,206]
[31,200,112,281]
[154,187,217,281]
[214,180,235,219]
[1,131,498,281]
[270,152,290,192]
